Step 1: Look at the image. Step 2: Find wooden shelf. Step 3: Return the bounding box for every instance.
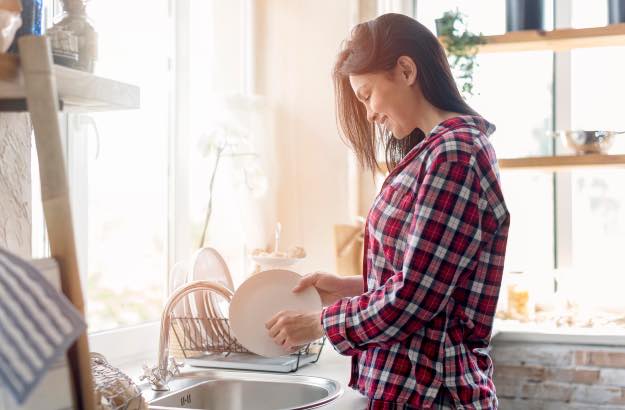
[477,23,625,53]
[0,54,139,112]
[498,154,625,171]
[377,155,625,173]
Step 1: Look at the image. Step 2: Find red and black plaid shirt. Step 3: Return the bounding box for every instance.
[322,116,510,409]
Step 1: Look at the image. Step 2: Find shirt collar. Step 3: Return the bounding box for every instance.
[427,114,496,139]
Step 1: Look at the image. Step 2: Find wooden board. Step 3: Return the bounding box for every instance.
[498,154,625,171]
[476,23,625,54]
[18,35,95,410]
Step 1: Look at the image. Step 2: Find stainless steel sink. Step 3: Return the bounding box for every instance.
[143,370,343,410]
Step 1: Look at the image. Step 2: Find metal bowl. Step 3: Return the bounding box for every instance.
[554,130,623,155]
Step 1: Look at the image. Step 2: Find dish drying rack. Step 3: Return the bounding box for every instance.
[166,282,326,373]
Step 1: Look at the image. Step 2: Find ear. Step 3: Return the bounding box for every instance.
[396,56,417,86]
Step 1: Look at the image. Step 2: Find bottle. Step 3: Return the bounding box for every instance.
[8,0,43,53]
[47,0,97,72]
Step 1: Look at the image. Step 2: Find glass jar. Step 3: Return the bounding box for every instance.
[47,0,97,72]
[505,271,535,322]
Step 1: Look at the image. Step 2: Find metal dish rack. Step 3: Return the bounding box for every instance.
[170,315,326,373]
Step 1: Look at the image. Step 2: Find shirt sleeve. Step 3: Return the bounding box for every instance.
[321,160,483,354]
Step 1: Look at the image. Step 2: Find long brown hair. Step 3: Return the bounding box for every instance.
[333,13,478,172]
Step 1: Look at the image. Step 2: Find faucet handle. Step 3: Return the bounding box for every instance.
[140,357,184,391]
[140,363,169,391]
[167,357,183,377]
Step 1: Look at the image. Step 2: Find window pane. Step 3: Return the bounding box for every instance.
[571,46,625,154]
[571,0,608,28]
[567,0,625,315]
[470,52,554,158]
[85,0,170,331]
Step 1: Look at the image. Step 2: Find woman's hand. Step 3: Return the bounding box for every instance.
[265,310,324,351]
[292,271,363,306]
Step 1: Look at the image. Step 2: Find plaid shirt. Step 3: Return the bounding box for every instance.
[322,116,510,409]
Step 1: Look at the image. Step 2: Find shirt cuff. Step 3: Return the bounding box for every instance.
[321,298,362,356]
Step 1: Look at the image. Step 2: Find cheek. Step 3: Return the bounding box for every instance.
[372,86,402,117]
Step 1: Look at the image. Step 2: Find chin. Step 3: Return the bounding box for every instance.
[392,129,410,140]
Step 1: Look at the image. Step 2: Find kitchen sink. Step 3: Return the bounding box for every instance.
[143,370,343,410]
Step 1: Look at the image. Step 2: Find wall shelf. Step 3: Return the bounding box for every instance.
[377,155,625,173]
[0,53,140,112]
[498,154,625,171]
[474,23,625,54]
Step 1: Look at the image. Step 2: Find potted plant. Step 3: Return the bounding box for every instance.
[436,9,485,98]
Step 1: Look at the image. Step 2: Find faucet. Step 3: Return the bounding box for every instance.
[141,280,233,391]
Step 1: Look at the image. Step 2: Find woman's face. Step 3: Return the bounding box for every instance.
[349,58,418,139]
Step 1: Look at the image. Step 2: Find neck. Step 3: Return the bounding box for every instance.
[416,100,463,136]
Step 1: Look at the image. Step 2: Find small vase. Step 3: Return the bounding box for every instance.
[506,0,545,32]
[47,0,97,73]
[608,0,625,24]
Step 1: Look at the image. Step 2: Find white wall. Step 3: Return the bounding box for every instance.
[253,1,357,273]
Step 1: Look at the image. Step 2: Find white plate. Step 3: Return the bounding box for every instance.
[168,261,191,317]
[191,247,234,291]
[229,269,322,358]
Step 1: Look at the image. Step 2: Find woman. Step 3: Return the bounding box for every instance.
[266,13,510,410]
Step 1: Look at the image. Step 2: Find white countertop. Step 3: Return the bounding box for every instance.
[293,346,368,410]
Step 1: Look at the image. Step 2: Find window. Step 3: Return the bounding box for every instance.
[560,0,625,316]
[28,0,257,362]
[416,1,625,331]
[81,0,172,332]
[28,0,174,361]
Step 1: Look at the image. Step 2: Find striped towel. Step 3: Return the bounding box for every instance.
[0,247,85,404]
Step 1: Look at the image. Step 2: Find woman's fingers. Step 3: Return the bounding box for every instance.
[273,329,288,346]
[265,310,284,330]
[292,272,320,293]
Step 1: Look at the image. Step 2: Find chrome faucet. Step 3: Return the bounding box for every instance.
[141,280,232,391]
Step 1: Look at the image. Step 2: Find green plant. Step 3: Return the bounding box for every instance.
[436,9,485,98]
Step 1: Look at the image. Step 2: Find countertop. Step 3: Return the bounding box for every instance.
[292,346,368,410]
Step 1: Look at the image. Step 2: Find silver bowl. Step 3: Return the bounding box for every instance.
[552,130,624,155]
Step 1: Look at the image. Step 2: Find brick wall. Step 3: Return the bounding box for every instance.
[493,340,625,409]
